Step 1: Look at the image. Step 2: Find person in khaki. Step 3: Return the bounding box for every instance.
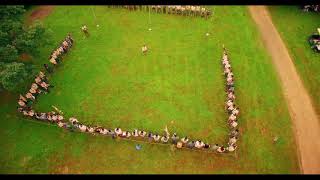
[81,25,89,36]
[176,141,183,149]
[26,92,35,101]
[142,44,148,55]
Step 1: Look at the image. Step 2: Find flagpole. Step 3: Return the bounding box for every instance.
[148,6,152,31]
[91,6,98,26]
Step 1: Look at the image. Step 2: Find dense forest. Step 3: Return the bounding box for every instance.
[0,6,48,92]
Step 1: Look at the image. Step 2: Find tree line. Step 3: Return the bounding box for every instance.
[0,6,49,92]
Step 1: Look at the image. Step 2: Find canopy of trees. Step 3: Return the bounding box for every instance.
[0,5,47,92]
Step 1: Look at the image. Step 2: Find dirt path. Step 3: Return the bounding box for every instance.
[248,6,320,174]
[27,6,54,24]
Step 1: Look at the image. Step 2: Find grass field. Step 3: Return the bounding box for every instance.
[268,6,320,116]
[0,6,299,173]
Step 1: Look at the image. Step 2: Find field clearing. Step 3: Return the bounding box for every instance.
[0,6,299,173]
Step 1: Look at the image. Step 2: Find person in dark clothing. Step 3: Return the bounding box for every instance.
[171,133,179,144]
[44,64,53,73]
[204,143,211,149]
[148,132,153,142]
[187,141,195,149]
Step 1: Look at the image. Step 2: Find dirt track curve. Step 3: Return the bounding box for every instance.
[248,6,320,174]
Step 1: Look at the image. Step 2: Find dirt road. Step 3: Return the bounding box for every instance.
[27,6,54,24]
[248,6,320,174]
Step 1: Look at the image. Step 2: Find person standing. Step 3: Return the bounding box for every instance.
[81,25,89,36]
[142,44,148,55]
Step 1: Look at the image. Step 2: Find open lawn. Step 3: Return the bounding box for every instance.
[0,6,299,173]
[268,6,320,116]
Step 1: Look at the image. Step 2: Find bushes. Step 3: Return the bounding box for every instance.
[0,5,48,92]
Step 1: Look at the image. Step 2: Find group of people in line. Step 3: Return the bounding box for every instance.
[64,117,234,153]
[113,5,212,18]
[17,71,52,114]
[17,34,74,127]
[44,34,74,73]
[222,47,240,152]
[16,32,238,153]
[302,5,320,12]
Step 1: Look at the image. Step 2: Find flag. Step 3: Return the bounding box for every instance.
[164,125,170,137]
[52,105,63,114]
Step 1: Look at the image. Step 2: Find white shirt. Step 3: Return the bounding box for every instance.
[69,117,79,124]
[228,93,235,99]
[229,137,237,145]
[126,132,131,137]
[88,127,94,133]
[58,115,64,121]
[181,138,189,143]
[230,121,238,128]
[133,130,139,137]
[52,115,58,121]
[58,122,65,127]
[101,129,108,135]
[18,101,26,106]
[232,108,239,115]
[153,135,160,141]
[80,125,87,132]
[31,83,38,90]
[139,131,146,137]
[229,114,236,121]
[226,100,233,107]
[115,128,122,135]
[227,146,235,152]
[217,147,225,153]
[228,105,234,111]
[224,68,231,74]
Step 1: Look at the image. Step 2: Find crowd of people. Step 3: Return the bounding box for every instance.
[221,46,239,152]
[17,34,73,128]
[16,33,239,153]
[61,117,231,153]
[44,34,73,73]
[64,47,239,153]
[18,71,52,114]
[112,5,212,19]
[301,5,320,12]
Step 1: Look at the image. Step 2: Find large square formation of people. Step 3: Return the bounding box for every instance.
[17,32,239,154]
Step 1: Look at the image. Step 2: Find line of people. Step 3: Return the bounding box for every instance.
[301,5,320,12]
[44,34,73,73]
[222,47,240,152]
[18,71,52,112]
[17,34,74,127]
[119,5,212,19]
[17,37,238,153]
[67,117,230,153]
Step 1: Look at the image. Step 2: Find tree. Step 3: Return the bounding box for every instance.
[0,6,49,92]
[0,62,29,92]
[0,6,25,19]
[0,45,19,63]
[14,21,46,55]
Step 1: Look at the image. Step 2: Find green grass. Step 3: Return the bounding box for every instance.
[268,6,320,116]
[0,5,299,173]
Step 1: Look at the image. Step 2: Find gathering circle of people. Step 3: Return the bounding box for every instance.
[17,31,239,154]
